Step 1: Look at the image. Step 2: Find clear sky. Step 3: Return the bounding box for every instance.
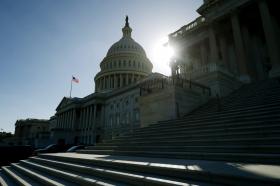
[0,0,203,133]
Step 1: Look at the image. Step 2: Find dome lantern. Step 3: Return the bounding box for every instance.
[122,15,132,38]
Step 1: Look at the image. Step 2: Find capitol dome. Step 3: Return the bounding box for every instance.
[94,16,153,92]
[106,36,146,57]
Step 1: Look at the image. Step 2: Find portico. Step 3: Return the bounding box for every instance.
[169,0,280,96]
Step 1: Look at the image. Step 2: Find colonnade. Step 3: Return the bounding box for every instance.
[56,109,75,129]
[178,0,280,81]
[78,104,97,130]
[96,73,145,91]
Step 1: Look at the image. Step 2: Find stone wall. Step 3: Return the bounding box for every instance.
[139,85,210,127]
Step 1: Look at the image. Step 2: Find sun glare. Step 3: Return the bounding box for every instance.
[152,36,174,75]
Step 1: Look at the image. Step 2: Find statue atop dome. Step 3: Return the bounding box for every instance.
[122,15,132,37]
[125,15,129,27]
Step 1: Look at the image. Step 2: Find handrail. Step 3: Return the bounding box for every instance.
[140,76,211,96]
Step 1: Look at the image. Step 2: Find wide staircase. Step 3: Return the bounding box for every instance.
[1,78,280,185]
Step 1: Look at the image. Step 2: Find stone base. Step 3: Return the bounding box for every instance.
[269,64,280,78]
[194,70,242,97]
[139,86,210,127]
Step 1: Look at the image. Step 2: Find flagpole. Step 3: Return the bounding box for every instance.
[70,77,73,98]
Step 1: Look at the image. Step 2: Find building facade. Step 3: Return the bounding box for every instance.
[14,119,50,148]
[50,17,156,145]
[169,0,280,96]
[16,0,278,147]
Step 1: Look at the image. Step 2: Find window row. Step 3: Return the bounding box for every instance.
[106,110,139,127]
[101,60,149,71]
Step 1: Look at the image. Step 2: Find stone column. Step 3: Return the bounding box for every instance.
[132,74,135,83]
[86,107,89,130]
[67,111,70,129]
[78,110,81,130]
[61,114,63,128]
[87,106,91,129]
[61,113,64,128]
[81,109,84,130]
[79,110,82,130]
[208,25,219,64]
[94,105,97,122]
[69,110,72,129]
[219,35,230,70]
[103,77,106,89]
[117,75,119,88]
[57,114,60,128]
[126,74,129,85]
[84,108,87,130]
[71,109,75,129]
[66,111,69,129]
[57,115,60,128]
[231,12,250,82]
[81,109,85,129]
[120,74,123,87]
[114,74,117,88]
[199,42,207,66]
[84,107,87,130]
[89,106,93,130]
[258,0,280,77]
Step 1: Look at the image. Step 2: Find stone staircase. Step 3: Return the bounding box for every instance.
[79,78,280,164]
[1,78,280,185]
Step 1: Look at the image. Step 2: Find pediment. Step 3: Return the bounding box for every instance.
[56,97,71,111]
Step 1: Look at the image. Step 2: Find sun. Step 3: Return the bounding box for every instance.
[152,36,174,75]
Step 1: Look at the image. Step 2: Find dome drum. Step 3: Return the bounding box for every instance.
[95,72,147,92]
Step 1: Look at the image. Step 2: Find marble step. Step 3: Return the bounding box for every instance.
[19,160,123,186]
[129,119,280,136]
[29,157,207,186]
[89,145,280,153]
[105,130,280,144]
[157,106,280,127]
[78,150,280,164]
[0,170,17,186]
[98,137,280,146]
[11,163,74,186]
[1,166,36,186]
[115,120,280,137]
[38,153,280,186]
[159,103,280,125]
[116,123,280,140]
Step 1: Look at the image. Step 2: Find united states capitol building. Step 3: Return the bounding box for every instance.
[49,17,157,145]
[14,0,279,147]
[3,0,280,185]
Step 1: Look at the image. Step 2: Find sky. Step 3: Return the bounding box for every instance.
[0,0,203,133]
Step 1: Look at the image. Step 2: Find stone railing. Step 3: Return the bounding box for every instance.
[139,76,211,96]
[170,16,206,38]
[185,63,234,79]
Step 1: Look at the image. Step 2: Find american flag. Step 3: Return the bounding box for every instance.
[72,76,79,83]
